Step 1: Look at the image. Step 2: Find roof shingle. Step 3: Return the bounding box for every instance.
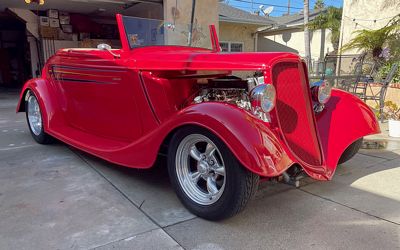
[270,9,326,26]
[219,3,275,26]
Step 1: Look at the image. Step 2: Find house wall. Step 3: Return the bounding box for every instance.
[339,0,400,54]
[219,22,259,52]
[261,27,334,61]
[163,0,218,48]
[257,36,298,54]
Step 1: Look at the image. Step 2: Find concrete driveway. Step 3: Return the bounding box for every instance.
[0,91,399,249]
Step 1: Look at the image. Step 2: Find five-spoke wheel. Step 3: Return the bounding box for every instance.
[175,134,226,205]
[25,91,53,144]
[27,94,43,136]
[168,126,259,220]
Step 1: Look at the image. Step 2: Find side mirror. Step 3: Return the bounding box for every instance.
[97,43,112,50]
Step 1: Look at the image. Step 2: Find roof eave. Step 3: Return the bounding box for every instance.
[219,17,275,26]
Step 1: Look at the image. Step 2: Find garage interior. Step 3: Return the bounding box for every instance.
[0,0,163,89]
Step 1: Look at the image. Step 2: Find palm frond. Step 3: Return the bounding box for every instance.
[341,16,400,56]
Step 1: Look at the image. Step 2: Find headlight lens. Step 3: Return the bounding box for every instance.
[312,80,332,104]
[250,84,276,113]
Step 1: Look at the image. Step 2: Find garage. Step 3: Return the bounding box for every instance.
[0,11,31,88]
[0,0,163,89]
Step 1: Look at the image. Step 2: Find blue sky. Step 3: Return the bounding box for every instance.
[223,0,343,16]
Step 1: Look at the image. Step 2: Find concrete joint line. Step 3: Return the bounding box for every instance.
[0,144,37,151]
[88,228,167,250]
[358,152,399,160]
[68,148,186,249]
[299,188,400,226]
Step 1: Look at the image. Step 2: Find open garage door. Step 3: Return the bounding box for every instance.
[0,0,163,88]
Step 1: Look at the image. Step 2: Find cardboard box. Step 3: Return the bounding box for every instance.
[61,24,72,33]
[47,9,59,19]
[39,16,49,26]
[40,26,58,39]
[59,11,69,17]
[60,15,70,25]
[79,32,90,40]
[58,30,73,40]
[79,39,121,49]
[49,18,60,28]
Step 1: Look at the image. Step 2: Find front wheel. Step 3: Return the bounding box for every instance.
[338,138,363,165]
[25,91,53,144]
[168,127,259,220]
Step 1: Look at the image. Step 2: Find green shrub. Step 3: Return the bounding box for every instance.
[379,101,400,120]
[377,62,400,83]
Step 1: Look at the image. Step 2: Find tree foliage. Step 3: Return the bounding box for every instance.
[308,7,342,51]
[314,0,325,10]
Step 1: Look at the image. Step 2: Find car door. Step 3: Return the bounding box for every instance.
[52,49,142,143]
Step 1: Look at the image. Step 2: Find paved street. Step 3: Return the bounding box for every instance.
[0,90,399,250]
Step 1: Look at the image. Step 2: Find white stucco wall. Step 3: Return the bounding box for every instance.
[339,0,400,53]
[219,22,259,52]
[163,0,218,48]
[261,27,334,61]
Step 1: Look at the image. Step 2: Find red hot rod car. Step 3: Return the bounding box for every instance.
[17,15,379,220]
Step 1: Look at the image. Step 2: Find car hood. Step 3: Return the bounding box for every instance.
[128,46,301,71]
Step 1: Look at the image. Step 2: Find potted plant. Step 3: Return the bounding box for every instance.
[381,101,400,137]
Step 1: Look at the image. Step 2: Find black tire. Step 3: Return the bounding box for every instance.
[167,126,259,220]
[25,92,53,144]
[338,138,363,165]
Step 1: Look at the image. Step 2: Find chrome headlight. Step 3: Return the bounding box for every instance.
[249,84,276,113]
[311,80,332,104]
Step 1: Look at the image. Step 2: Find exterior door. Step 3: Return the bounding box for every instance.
[52,50,142,142]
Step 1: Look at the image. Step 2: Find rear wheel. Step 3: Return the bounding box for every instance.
[25,91,53,144]
[168,126,259,220]
[338,138,363,165]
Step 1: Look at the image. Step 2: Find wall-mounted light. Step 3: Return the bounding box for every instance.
[25,0,45,5]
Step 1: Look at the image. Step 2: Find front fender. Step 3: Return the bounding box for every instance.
[161,103,294,176]
[316,89,380,178]
[108,102,293,176]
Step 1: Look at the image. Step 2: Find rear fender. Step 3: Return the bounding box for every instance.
[17,78,56,131]
[316,89,380,179]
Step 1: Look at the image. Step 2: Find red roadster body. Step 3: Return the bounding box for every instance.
[17,14,379,220]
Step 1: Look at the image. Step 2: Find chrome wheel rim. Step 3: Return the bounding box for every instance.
[27,95,42,136]
[176,134,226,205]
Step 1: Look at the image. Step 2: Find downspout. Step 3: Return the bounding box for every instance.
[254,32,258,52]
[188,0,196,46]
[253,25,274,52]
[318,28,326,75]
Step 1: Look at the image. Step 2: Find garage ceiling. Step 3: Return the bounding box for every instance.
[0,0,163,19]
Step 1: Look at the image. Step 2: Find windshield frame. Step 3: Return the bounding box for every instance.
[117,14,219,51]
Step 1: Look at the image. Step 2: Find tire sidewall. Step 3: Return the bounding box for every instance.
[25,92,47,144]
[168,126,252,220]
[338,138,363,165]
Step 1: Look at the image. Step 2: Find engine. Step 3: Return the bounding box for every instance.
[189,75,275,123]
[191,77,253,111]
[193,88,251,110]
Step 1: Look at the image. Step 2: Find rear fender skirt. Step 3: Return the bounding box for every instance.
[315,89,380,179]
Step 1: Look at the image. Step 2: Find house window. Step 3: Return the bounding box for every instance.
[220,42,229,52]
[219,42,244,52]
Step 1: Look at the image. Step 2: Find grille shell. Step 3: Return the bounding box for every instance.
[272,62,322,166]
